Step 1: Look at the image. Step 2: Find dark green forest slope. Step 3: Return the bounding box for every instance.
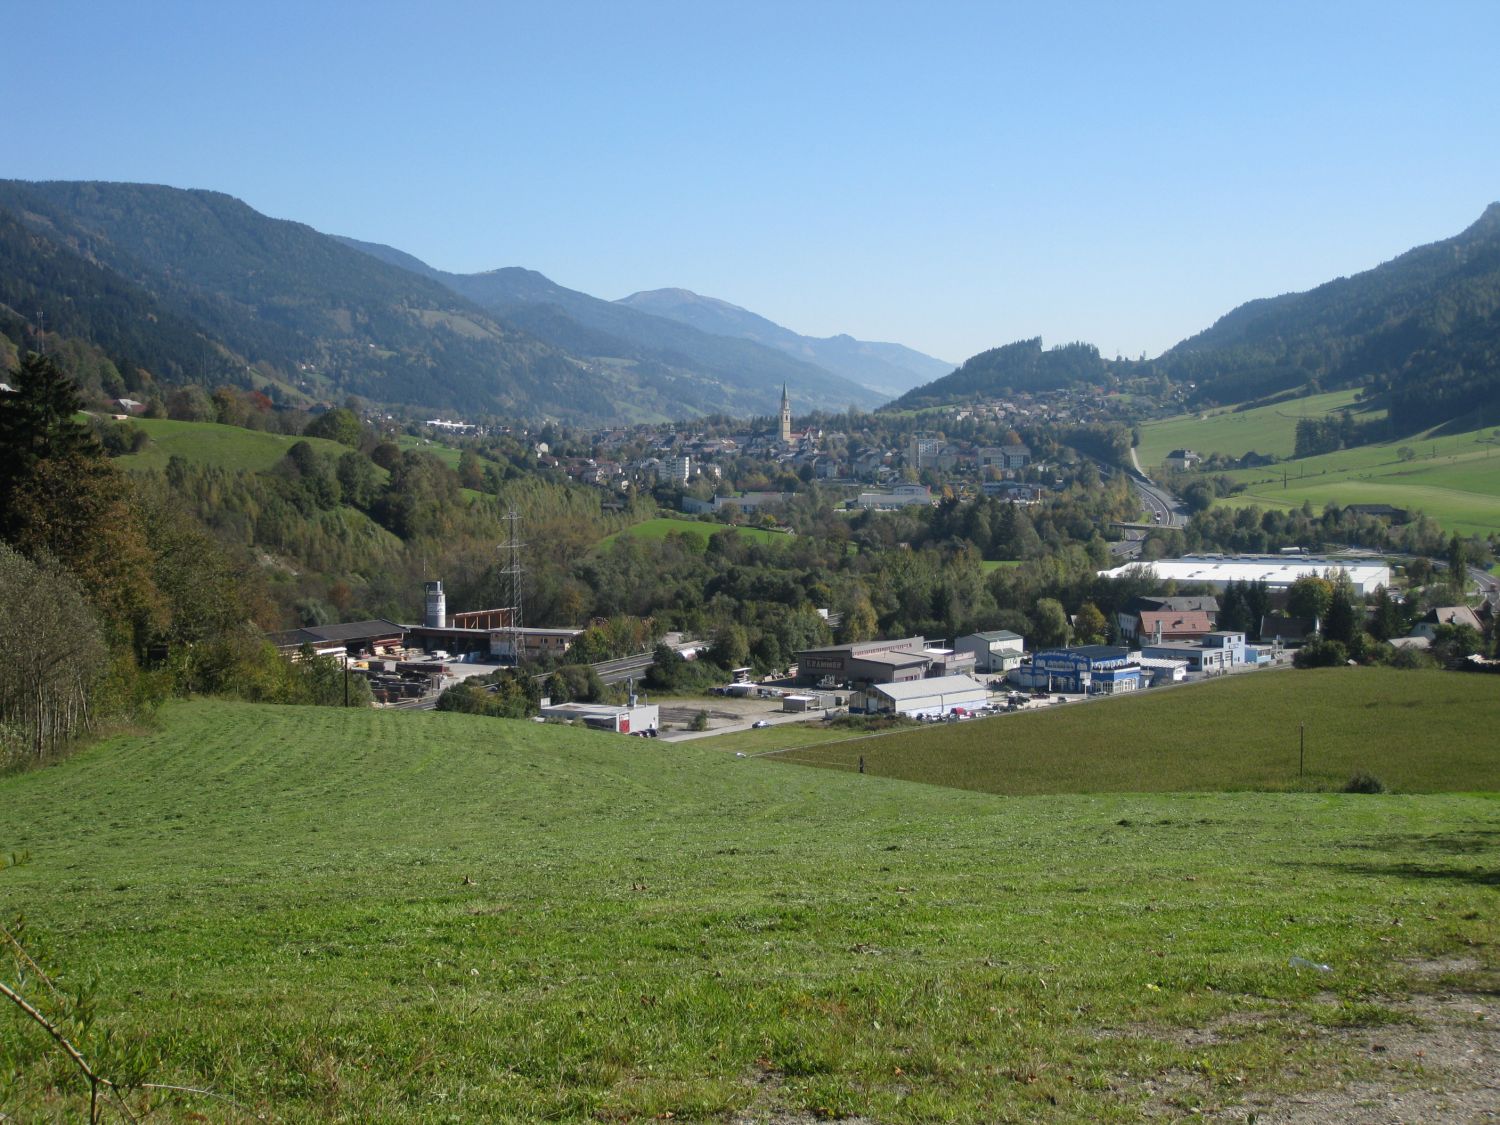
[1163,202,1500,429]
[889,338,1119,409]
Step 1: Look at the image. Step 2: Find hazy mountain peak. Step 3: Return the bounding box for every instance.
[616,287,951,397]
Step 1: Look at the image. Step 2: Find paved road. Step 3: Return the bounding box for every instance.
[1086,450,1187,530]
[1469,565,1500,599]
[1131,473,1187,528]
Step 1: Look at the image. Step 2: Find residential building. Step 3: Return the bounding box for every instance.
[908,432,944,471]
[1115,595,1219,644]
[1414,605,1484,634]
[1135,609,1214,645]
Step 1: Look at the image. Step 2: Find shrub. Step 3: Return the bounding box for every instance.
[1342,770,1387,794]
[689,710,709,732]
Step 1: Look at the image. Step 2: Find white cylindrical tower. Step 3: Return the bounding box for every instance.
[424,580,447,628]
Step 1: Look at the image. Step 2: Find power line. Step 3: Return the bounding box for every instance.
[500,508,525,665]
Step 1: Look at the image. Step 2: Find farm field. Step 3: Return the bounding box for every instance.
[112,416,355,472]
[2,694,1497,1122]
[775,667,1500,795]
[1211,427,1500,536]
[1135,389,1369,468]
[601,516,790,549]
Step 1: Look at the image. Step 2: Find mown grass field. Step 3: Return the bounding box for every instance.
[396,434,470,469]
[1211,429,1500,536]
[1135,389,1369,468]
[2,691,1496,1122]
[601,517,790,550]
[113,417,357,473]
[773,668,1500,795]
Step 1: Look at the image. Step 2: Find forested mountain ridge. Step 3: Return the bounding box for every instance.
[336,237,883,415]
[617,286,952,397]
[0,180,639,419]
[0,207,212,390]
[1162,202,1500,430]
[887,338,1123,410]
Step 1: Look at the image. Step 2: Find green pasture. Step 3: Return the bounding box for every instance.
[2,694,1496,1122]
[113,417,355,472]
[776,668,1500,795]
[1211,428,1500,536]
[600,516,790,550]
[397,433,464,469]
[1136,389,1369,468]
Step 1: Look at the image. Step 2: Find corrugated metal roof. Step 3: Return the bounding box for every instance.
[871,675,987,702]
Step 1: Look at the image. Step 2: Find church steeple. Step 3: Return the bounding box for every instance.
[779,383,792,443]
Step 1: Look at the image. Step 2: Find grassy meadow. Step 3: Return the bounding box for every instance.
[1136,389,1500,535]
[1212,429,1500,536]
[113,417,356,473]
[2,689,1497,1122]
[1135,390,1368,468]
[773,668,1500,795]
[600,517,790,550]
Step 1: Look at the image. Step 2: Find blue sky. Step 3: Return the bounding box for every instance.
[10,0,1499,365]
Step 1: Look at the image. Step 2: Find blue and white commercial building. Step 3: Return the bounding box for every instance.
[1030,645,1142,695]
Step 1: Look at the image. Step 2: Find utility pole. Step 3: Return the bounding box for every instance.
[500,508,525,666]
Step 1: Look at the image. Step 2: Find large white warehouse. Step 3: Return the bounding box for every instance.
[1097,555,1392,595]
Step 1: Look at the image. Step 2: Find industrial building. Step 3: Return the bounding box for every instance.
[539,701,660,735]
[267,619,406,658]
[794,637,975,688]
[954,630,1025,674]
[851,675,989,719]
[1097,556,1391,596]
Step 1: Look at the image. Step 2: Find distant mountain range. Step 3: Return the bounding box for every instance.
[0,179,949,422]
[890,202,1500,435]
[5,179,1497,434]
[334,237,901,415]
[616,287,951,398]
